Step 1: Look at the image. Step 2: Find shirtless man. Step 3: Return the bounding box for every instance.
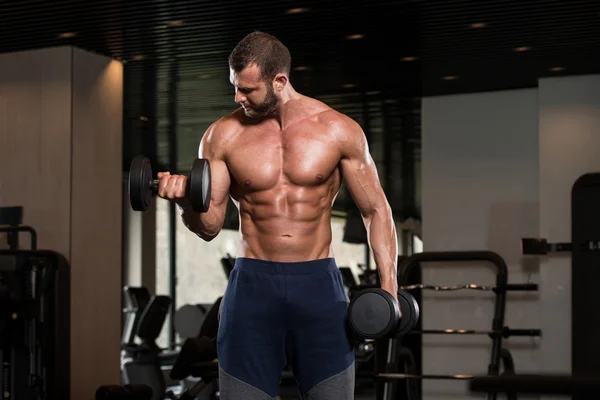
[157,31,398,400]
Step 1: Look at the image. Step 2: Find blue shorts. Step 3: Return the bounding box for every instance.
[216,257,355,399]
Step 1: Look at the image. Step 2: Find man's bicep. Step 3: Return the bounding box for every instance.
[208,158,231,208]
[340,155,384,216]
[198,123,231,210]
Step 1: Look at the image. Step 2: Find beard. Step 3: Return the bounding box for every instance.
[243,84,278,119]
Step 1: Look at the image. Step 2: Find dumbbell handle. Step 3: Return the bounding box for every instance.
[149,177,189,192]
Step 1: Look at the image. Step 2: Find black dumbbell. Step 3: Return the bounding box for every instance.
[128,155,211,213]
[347,288,420,340]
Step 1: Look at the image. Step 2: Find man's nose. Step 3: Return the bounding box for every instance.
[235,91,246,103]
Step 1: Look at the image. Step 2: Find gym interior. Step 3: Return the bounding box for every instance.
[1,1,599,399]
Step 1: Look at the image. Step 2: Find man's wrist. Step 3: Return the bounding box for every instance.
[381,279,398,296]
[380,274,397,286]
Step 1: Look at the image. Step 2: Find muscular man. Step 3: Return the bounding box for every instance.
[158,31,398,400]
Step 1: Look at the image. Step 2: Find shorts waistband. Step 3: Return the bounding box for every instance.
[233,257,338,275]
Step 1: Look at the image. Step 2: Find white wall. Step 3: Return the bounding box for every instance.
[537,74,600,374]
[422,88,541,399]
[421,73,600,399]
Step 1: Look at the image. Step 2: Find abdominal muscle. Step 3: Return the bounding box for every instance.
[235,189,336,262]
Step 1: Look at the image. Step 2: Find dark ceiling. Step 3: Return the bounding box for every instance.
[1,0,599,173]
[3,0,599,94]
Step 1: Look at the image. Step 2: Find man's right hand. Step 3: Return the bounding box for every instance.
[157,172,190,206]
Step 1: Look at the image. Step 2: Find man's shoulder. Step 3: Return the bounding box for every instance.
[212,109,245,133]
[297,95,356,127]
[313,106,363,138]
[200,110,244,157]
[306,102,365,157]
[205,110,244,141]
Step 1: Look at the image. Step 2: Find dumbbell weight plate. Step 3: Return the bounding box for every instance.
[395,290,420,338]
[188,158,211,213]
[348,288,401,341]
[129,155,154,211]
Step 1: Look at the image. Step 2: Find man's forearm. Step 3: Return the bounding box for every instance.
[180,207,223,241]
[365,205,398,296]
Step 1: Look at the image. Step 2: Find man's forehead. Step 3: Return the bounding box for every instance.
[230,64,262,84]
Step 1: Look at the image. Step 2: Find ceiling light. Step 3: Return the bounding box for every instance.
[139,116,149,121]
[58,32,76,39]
[401,56,418,62]
[470,23,486,28]
[345,34,365,40]
[132,55,145,61]
[442,75,458,81]
[294,66,311,71]
[514,46,531,52]
[168,20,184,26]
[343,83,357,89]
[285,7,309,14]
[549,66,565,72]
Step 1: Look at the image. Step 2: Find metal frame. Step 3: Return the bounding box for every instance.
[166,46,179,350]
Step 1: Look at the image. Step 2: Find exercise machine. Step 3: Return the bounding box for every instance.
[121,286,151,351]
[0,209,70,399]
[108,296,223,400]
[121,295,180,400]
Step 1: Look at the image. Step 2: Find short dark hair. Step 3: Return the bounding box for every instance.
[228,31,291,81]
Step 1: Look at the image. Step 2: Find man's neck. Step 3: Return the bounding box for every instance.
[272,86,301,128]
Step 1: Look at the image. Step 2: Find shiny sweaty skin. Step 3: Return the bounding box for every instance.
[157,64,398,292]
[157,64,398,399]
[203,101,368,262]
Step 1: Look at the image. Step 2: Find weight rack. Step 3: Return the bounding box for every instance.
[382,250,540,400]
[520,172,600,400]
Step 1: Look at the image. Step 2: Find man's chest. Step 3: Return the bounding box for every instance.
[226,126,341,190]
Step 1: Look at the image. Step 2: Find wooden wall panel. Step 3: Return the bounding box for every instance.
[70,47,123,398]
[0,46,123,399]
[0,47,72,255]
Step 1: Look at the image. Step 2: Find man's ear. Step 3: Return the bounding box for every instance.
[273,73,288,92]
